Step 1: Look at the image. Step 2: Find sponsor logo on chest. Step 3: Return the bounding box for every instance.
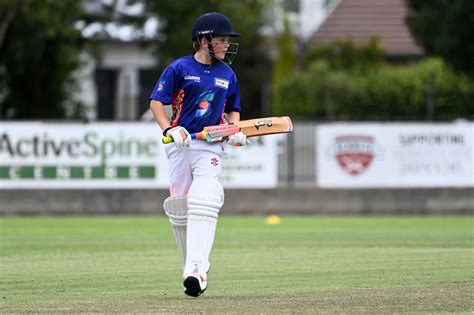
[214,77,229,89]
[184,75,201,82]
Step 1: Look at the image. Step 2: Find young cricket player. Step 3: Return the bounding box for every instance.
[149,12,246,297]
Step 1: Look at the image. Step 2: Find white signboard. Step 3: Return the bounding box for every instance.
[221,137,278,188]
[317,123,474,188]
[0,122,278,189]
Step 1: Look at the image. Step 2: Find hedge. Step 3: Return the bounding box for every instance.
[273,58,474,120]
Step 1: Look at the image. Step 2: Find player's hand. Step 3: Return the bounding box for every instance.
[226,131,247,146]
[166,126,191,148]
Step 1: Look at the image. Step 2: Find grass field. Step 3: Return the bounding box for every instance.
[1,216,473,313]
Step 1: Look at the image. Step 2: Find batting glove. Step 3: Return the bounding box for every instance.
[226,131,247,146]
[166,126,191,148]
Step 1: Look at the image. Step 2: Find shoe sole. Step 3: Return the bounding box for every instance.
[183,276,205,297]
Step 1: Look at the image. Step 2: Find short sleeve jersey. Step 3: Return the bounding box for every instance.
[150,55,241,134]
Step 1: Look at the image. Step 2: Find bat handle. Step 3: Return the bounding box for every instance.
[162,136,173,144]
[161,131,206,144]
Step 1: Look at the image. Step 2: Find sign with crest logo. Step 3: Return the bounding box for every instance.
[317,123,474,188]
[333,135,381,175]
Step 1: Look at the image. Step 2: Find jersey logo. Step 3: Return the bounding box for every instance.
[211,157,219,167]
[195,91,214,118]
[214,78,229,89]
[184,75,201,82]
[158,80,166,91]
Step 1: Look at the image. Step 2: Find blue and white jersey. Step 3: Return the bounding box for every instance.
[150,55,241,134]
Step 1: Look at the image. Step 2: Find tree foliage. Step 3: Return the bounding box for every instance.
[0,0,87,119]
[0,0,148,120]
[303,37,384,72]
[273,39,474,120]
[271,15,296,115]
[406,0,474,77]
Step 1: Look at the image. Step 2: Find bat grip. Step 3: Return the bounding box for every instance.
[161,131,206,144]
[162,136,173,144]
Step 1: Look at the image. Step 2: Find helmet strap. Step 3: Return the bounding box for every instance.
[207,45,216,60]
[204,35,217,61]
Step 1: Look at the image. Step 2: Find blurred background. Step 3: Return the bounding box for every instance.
[0,0,473,215]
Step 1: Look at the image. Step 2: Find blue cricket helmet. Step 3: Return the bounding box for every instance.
[192,12,240,41]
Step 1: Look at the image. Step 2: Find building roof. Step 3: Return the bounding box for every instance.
[308,0,423,56]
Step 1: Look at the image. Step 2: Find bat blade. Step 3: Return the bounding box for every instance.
[238,116,293,137]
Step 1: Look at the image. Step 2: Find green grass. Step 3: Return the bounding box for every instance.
[0,216,473,313]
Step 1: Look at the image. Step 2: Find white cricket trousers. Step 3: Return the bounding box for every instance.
[165,141,225,197]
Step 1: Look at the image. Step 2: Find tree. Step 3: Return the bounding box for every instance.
[271,14,296,115]
[406,0,474,77]
[145,0,272,118]
[0,0,148,120]
[303,37,384,72]
[0,1,21,49]
[0,0,86,119]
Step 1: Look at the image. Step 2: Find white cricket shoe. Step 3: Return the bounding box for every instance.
[183,273,207,297]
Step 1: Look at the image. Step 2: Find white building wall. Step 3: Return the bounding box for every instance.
[73,53,97,120]
[74,41,156,121]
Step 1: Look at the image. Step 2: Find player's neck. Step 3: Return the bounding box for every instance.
[194,50,213,65]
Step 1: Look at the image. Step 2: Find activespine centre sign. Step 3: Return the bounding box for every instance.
[0,123,168,188]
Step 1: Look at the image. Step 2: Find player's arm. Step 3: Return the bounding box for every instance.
[150,100,170,131]
[150,99,190,147]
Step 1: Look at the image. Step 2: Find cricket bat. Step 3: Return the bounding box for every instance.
[162,116,293,144]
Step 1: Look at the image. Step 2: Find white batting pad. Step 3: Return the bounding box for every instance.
[163,196,188,270]
[164,196,187,226]
[185,178,224,275]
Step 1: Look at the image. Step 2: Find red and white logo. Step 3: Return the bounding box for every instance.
[199,100,209,109]
[332,135,381,176]
[211,157,219,167]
